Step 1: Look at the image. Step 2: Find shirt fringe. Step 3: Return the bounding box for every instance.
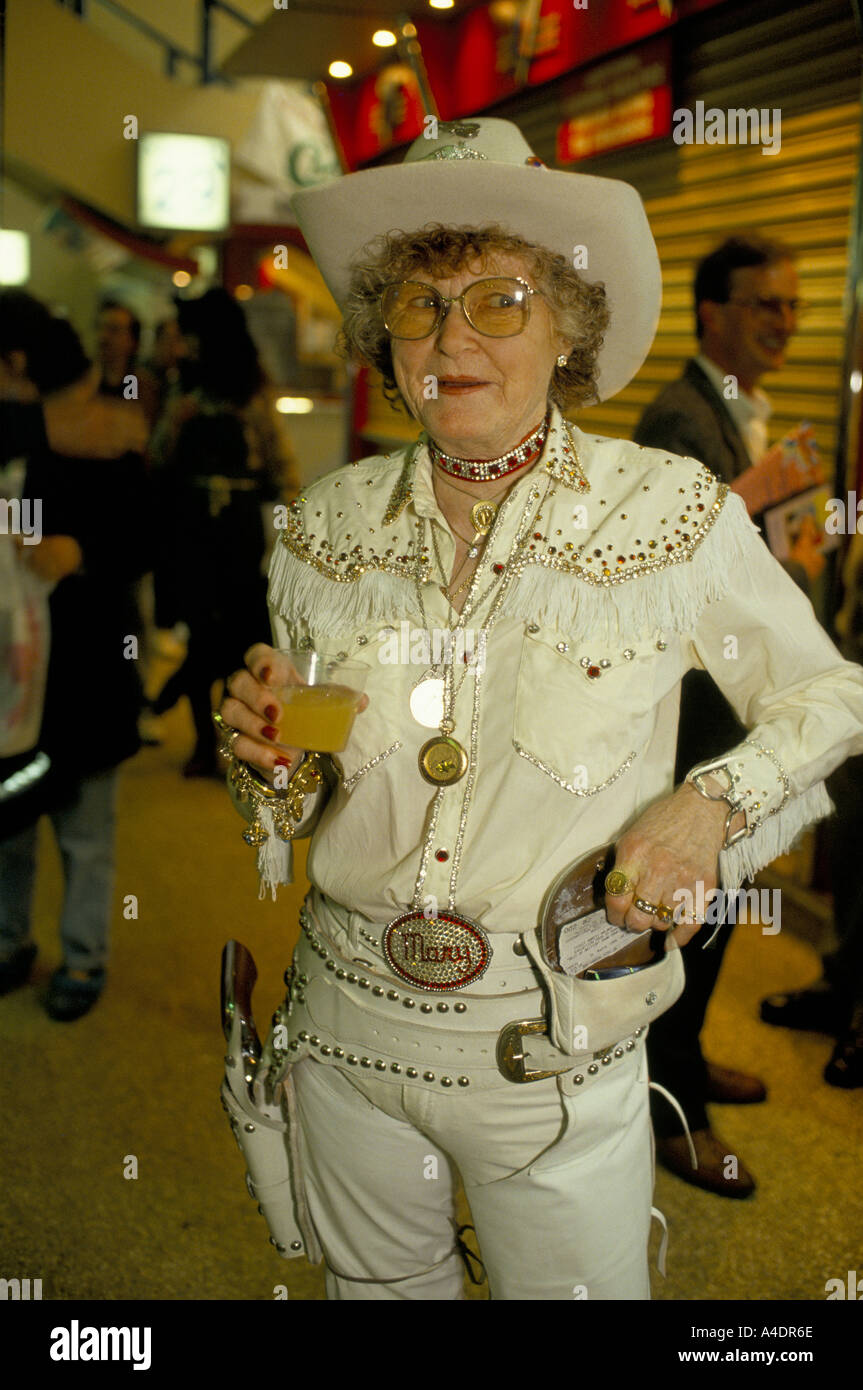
[496,492,755,642]
[256,804,295,900]
[270,487,757,644]
[719,781,833,890]
[268,537,422,637]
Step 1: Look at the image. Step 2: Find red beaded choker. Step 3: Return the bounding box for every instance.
[429,414,549,482]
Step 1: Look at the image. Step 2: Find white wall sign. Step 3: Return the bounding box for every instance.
[138,133,231,233]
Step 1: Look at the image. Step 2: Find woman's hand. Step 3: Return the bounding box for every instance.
[219,643,369,783]
[220,644,306,782]
[604,781,733,951]
[18,534,83,584]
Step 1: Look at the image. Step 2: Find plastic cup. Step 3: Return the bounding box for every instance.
[270,649,370,753]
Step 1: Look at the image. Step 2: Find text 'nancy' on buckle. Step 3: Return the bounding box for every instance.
[496,1017,571,1083]
[383,909,491,991]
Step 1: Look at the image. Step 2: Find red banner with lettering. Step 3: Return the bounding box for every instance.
[556,37,672,163]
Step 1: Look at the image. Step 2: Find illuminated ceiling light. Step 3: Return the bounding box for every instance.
[276,396,314,414]
[429,0,455,9]
[851,369,862,395]
[373,30,397,47]
[0,230,29,285]
[234,284,254,300]
[328,60,353,78]
[172,269,191,287]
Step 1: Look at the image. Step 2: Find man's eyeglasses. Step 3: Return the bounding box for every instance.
[727,296,807,318]
[380,276,537,340]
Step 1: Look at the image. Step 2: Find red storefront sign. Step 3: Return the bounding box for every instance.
[326,0,729,170]
[556,38,672,162]
[325,62,427,169]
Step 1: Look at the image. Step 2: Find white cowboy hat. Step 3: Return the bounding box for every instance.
[291,117,661,403]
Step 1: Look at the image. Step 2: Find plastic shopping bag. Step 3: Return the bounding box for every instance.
[0,460,51,757]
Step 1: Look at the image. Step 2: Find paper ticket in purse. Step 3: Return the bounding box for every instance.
[537,843,656,977]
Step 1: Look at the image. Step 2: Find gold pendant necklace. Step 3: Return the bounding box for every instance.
[412,479,545,785]
[470,500,497,534]
[418,733,469,786]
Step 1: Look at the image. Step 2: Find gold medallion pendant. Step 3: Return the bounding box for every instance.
[469,500,497,534]
[383,909,491,991]
[418,735,468,785]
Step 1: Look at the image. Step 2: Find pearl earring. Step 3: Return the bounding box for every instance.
[556,354,568,367]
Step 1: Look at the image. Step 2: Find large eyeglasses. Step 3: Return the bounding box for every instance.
[380,276,537,339]
[728,296,807,318]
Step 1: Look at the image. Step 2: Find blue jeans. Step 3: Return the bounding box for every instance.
[0,768,117,972]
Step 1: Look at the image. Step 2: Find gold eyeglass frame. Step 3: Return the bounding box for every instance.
[380,275,538,339]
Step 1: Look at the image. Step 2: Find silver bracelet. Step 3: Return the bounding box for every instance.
[686,758,751,849]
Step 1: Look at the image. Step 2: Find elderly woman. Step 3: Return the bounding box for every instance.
[215,120,863,1301]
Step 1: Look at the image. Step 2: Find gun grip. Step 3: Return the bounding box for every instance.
[221,939,259,1045]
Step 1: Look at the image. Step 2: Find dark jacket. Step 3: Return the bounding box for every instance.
[633,358,751,483]
[634,359,755,777]
[23,447,152,800]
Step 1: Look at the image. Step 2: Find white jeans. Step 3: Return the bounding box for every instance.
[291,1042,654,1301]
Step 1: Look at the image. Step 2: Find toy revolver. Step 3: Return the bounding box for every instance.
[220,940,320,1262]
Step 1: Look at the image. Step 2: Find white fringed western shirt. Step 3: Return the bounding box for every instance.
[237,406,863,922]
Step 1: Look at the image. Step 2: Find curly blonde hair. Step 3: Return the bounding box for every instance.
[337,224,609,412]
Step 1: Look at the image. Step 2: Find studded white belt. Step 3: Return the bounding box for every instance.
[266,894,645,1095]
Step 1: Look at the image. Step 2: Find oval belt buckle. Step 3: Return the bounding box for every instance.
[383,909,491,991]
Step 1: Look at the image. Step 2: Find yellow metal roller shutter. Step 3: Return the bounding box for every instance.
[563,0,861,460]
[358,0,861,460]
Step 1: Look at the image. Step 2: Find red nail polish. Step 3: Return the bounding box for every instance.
[260,666,272,684]
[274,757,291,768]
[264,704,278,722]
[262,725,278,740]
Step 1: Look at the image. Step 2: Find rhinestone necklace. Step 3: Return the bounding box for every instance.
[409,474,554,909]
[429,414,549,482]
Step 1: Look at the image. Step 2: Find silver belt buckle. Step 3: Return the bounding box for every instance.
[496,1017,572,1084]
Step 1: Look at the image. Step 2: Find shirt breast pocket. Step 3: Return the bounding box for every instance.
[512,628,663,794]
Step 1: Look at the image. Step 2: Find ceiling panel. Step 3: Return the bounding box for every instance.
[221,0,477,81]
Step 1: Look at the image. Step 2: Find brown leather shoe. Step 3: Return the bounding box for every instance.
[704,1062,767,1104]
[656,1129,756,1198]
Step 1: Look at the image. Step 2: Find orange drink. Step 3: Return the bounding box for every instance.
[271,649,370,753]
[275,683,362,753]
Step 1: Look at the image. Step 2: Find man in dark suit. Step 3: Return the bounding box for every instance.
[634,234,807,1197]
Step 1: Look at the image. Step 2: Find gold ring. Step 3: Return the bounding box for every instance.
[605,869,636,897]
[212,710,240,761]
[654,903,675,925]
[633,896,660,917]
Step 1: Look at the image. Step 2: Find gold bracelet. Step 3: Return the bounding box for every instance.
[228,754,323,847]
